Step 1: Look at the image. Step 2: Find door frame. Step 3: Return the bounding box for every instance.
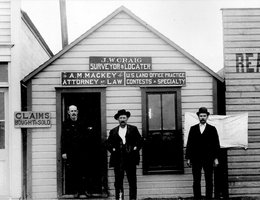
[0,88,9,196]
[56,87,106,198]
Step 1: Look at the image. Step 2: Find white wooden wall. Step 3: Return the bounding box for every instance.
[30,12,214,199]
[223,8,260,197]
[0,0,11,61]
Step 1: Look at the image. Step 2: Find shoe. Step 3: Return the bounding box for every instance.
[84,191,90,198]
[73,193,80,198]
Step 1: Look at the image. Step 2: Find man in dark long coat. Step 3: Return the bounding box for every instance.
[106,109,143,200]
[186,107,220,199]
[61,105,94,198]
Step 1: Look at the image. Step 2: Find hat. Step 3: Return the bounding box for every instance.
[196,107,210,116]
[114,109,131,120]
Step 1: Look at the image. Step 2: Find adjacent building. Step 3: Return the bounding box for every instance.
[0,0,52,199]
[222,8,260,197]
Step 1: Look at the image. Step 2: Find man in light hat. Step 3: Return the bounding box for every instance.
[106,109,143,200]
[186,107,220,199]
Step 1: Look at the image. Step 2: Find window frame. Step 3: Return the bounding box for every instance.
[141,87,183,175]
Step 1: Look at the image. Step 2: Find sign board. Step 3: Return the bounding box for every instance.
[62,72,125,86]
[61,72,186,87]
[14,112,51,128]
[125,72,186,86]
[89,56,152,71]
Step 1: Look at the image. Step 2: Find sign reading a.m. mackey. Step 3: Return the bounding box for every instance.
[61,72,186,87]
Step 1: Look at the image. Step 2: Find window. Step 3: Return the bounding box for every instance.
[142,88,183,174]
[0,92,5,149]
[0,63,8,83]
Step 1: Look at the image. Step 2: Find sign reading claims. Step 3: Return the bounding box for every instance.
[14,112,51,128]
[61,57,186,87]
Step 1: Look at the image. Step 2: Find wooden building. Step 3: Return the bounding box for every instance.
[22,6,224,199]
[0,0,52,199]
[222,8,260,197]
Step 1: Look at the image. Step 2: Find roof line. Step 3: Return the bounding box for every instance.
[21,10,53,57]
[22,6,223,83]
[123,7,224,82]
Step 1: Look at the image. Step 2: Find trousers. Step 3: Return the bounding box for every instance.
[191,160,214,199]
[114,163,137,200]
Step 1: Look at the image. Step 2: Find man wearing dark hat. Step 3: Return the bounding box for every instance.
[106,109,143,200]
[186,107,220,199]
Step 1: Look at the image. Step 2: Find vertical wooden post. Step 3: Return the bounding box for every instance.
[59,0,68,48]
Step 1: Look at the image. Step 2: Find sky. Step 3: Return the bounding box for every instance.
[21,0,260,73]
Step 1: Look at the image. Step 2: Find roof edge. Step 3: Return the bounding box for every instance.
[22,5,224,83]
[21,10,53,57]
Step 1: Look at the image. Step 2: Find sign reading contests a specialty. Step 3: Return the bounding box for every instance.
[89,57,152,71]
[61,72,186,87]
[14,112,51,128]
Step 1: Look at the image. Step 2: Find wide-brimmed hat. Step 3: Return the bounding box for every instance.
[196,107,210,116]
[114,109,131,120]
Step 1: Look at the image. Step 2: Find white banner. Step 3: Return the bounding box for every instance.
[184,112,248,149]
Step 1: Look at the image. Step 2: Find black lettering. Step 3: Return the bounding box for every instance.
[236,53,244,73]
[257,53,260,73]
[246,53,254,73]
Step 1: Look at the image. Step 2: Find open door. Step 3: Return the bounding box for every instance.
[57,90,107,198]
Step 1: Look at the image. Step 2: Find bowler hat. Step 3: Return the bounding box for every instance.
[196,107,210,116]
[114,109,131,120]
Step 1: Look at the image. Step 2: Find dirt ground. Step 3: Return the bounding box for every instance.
[143,197,260,200]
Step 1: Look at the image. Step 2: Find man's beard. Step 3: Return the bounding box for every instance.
[200,119,206,124]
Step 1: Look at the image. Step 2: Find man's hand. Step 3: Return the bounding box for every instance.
[62,153,67,159]
[187,159,191,167]
[214,158,219,167]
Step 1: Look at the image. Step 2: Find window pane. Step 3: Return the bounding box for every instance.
[148,94,161,130]
[0,63,8,82]
[162,94,176,130]
[0,122,4,149]
[0,93,4,120]
[0,93,4,149]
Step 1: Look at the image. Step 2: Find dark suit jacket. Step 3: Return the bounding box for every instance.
[106,124,143,167]
[186,123,220,163]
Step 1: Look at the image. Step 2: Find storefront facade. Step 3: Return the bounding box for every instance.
[0,0,52,199]
[223,8,260,197]
[22,6,224,199]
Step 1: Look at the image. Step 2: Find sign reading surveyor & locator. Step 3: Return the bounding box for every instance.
[89,56,152,71]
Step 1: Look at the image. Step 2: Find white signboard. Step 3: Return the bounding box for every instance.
[184,112,248,149]
[14,112,51,128]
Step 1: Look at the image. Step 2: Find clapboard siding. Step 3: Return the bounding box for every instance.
[0,1,10,43]
[28,9,217,199]
[223,8,260,197]
[0,0,11,61]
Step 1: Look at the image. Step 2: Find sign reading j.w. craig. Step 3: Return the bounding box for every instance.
[61,72,186,87]
[14,112,51,128]
[89,57,152,71]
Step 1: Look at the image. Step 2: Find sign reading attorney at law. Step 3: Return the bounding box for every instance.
[14,112,51,128]
[61,72,186,86]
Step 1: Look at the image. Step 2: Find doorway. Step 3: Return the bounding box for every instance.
[56,89,107,198]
